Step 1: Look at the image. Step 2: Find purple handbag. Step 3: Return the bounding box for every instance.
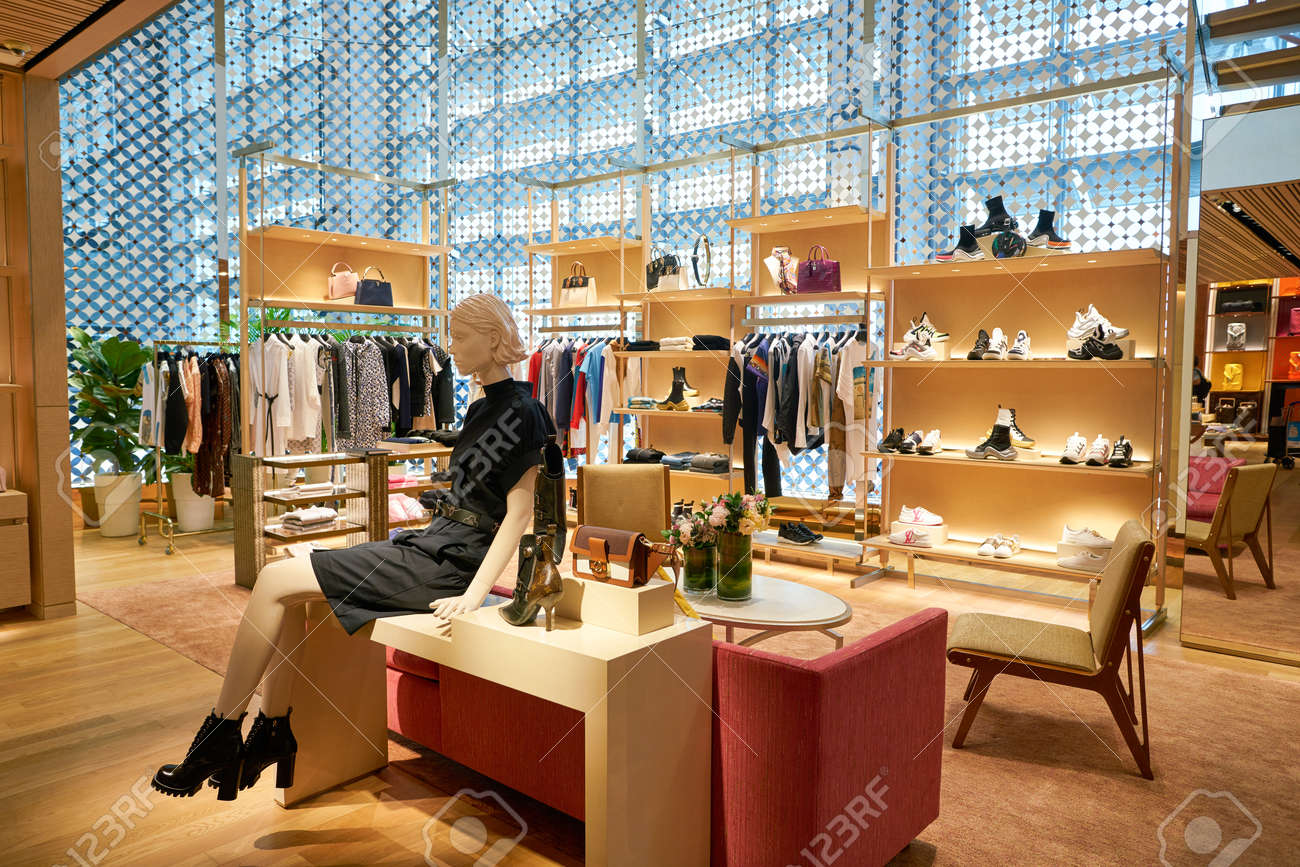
[1289,306,1300,336]
[795,244,841,294]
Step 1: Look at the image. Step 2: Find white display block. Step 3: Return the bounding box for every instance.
[556,574,677,636]
[1015,447,1043,460]
[891,521,949,545]
[1065,336,1135,359]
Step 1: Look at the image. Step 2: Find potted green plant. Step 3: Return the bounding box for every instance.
[702,492,773,601]
[663,508,719,595]
[68,327,152,537]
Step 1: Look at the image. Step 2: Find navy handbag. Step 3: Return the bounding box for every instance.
[355,265,393,307]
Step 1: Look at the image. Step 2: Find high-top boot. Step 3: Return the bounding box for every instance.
[152,711,245,800]
[935,225,984,262]
[230,709,297,791]
[974,195,1018,237]
[965,408,1018,461]
[1006,407,1035,447]
[499,532,564,630]
[674,366,700,397]
[656,375,688,411]
[1026,209,1071,250]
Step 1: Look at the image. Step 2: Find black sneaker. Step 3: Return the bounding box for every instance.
[1026,208,1070,250]
[898,430,923,453]
[935,225,984,262]
[974,195,1019,238]
[778,523,816,546]
[1068,326,1124,361]
[967,329,990,360]
[1108,436,1134,468]
[879,428,906,453]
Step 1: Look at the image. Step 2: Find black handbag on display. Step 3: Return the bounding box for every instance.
[355,266,394,307]
[645,247,679,290]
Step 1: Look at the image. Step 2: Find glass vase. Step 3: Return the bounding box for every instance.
[682,545,717,595]
[716,531,753,601]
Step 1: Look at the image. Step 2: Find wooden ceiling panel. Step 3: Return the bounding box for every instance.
[0,0,115,64]
[1197,187,1300,285]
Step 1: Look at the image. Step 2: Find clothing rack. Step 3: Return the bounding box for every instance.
[270,318,441,334]
[139,339,237,554]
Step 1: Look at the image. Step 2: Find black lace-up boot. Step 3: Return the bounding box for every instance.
[152,711,245,800]
[232,709,297,790]
[974,195,1018,237]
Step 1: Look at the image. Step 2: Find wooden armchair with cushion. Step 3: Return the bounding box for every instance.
[946,520,1157,779]
[575,463,672,537]
[1184,462,1277,600]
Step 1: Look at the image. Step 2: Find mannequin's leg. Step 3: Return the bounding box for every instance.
[216,557,324,718]
[259,602,306,717]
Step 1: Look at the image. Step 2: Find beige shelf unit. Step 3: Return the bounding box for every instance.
[872,244,1174,626]
[1202,279,1293,425]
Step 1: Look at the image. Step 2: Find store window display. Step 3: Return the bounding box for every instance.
[151,294,553,801]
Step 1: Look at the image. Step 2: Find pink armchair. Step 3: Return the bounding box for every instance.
[1186,456,1245,521]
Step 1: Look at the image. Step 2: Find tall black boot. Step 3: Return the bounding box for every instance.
[674,366,699,397]
[974,195,1018,237]
[233,709,298,791]
[152,710,245,800]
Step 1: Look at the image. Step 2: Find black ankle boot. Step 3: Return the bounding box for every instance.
[656,377,687,410]
[1026,208,1071,250]
[935,225,983,262]
[152,710,245,800]
[974,195,1018,237]
[234,709,297,791]
[675,366,699,397]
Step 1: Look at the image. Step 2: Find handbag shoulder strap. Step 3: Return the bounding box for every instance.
[331,261,354,275]
[361,265,386,280]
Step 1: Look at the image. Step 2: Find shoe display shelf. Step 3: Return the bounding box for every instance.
[752,529,871,579]
[867,243,1172,629]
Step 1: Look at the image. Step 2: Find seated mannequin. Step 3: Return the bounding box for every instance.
[152,293,553,801]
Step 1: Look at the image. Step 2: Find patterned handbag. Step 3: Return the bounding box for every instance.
[1225,322,1247,350]
[796,244,841,294]
[1222,362,1243,390]
[327,262,359,299]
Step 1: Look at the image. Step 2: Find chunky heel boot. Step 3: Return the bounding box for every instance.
[656,375,688,411]
[674,366,700,397]
[152,710,245,801]
[237,709,298,791]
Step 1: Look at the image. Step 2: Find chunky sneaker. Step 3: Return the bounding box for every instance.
[1068,304,1129,341]
[917,429,942,455]
[889,527,932,548]
[1061,524,1114,549]
[982,327,1008,360]
[1108,435,1134,468]
[1008,329,1031,360]
[1068,326,1124,361]
[935,225,984,262]
[1084,435,1111,466]
[898,505,944,526]
[1006,408,1035,447]
[1058,549,1107,573]
[890,340,938,361]
[974,195,1019,238]
[778,523,817,546]
[977,535,1001,557]
[993,534,1021,559]
[898,430,924,453]
[966,422,1017,460]
[967,329,991,360]
[905,312,949,344]
[878,427,906,453]
[1059,432,1087,464]
[1025,209,1071,250]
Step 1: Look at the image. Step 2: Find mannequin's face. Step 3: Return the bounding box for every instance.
[448,315,498,378]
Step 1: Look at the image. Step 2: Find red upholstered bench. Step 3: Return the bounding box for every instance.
[387,598,947,867]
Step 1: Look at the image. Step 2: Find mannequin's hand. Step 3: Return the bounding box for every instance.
[430,593,480,620]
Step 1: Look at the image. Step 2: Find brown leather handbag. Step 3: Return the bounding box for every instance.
[571,525,679,588]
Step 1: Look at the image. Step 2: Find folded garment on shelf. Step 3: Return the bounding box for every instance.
[690,397,724,413]
[282,506,338,527]
[660,451,697,470]
[625,447,667,464]
[627,396,658,408]
[624,340,660,352]
[658,340,693,350]
[388,493,427,523]
[294,482,336,493]
[692,334,730,351]
[689,453,730,474]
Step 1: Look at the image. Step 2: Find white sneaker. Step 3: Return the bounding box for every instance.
[1068,304,1129,341]
[994,534,1021,559]
[977,535,1001,557]
[1084,435,1112,466]
[1008,329,1031,360]
[898,505,943,526]
[1058,549,1107,572]
[1061,524,1113,549]
[905,312,949,344]
[889,337,937,361]
[917,429,943,455]
[982,327,1008,360]
[889,528,932,547]
[1059,432,1087,464]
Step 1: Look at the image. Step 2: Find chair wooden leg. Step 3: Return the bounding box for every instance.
[1099,677,1153,780]
[1206,547,1237,599]
[952,666,995,749]
[1245,533,1275,589]
[962,667,980,702]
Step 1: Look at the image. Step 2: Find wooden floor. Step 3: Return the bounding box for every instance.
[2,524,1299,866]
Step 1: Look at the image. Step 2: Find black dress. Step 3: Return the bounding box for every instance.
[311,378,553,634]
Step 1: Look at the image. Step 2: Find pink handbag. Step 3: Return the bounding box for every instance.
[1289,306,1300,336]
[795,245,841,294]
[327,262,359,299]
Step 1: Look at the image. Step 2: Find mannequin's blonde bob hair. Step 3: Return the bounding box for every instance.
[449,293,529,366]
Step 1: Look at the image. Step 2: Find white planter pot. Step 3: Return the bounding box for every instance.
[170,473,215,532]
[94,472,143,538]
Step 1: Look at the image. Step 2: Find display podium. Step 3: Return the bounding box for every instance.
[284,600,713,867]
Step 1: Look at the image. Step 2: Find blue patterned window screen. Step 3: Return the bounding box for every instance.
[59,0,1187,488]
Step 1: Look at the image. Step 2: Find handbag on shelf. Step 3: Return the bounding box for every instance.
[570,524,679,588]
[327,262,359,300]
[1288,306,1300,336]
[692,235,712,287]
[1226,321,1248,350]
[1236,400,1259,430]
[1221,362,1244,390]
[355,266,393,307]
[1291,351,1300,380]
[558,261,597,307]
[796,244,842,294]
[645,247,680,291]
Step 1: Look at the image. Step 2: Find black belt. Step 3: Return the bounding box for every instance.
[431,501,500,534]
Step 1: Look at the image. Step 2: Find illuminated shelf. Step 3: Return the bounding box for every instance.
[264,520,366,542]
[617,286,752,303]
[872,448,1153,477]
[872,248,1165,280]
[249,225,450,257]
[873,357,1161,369]
[524,236,644,256]
[866,535,1099,580]
[726,205,887,233]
